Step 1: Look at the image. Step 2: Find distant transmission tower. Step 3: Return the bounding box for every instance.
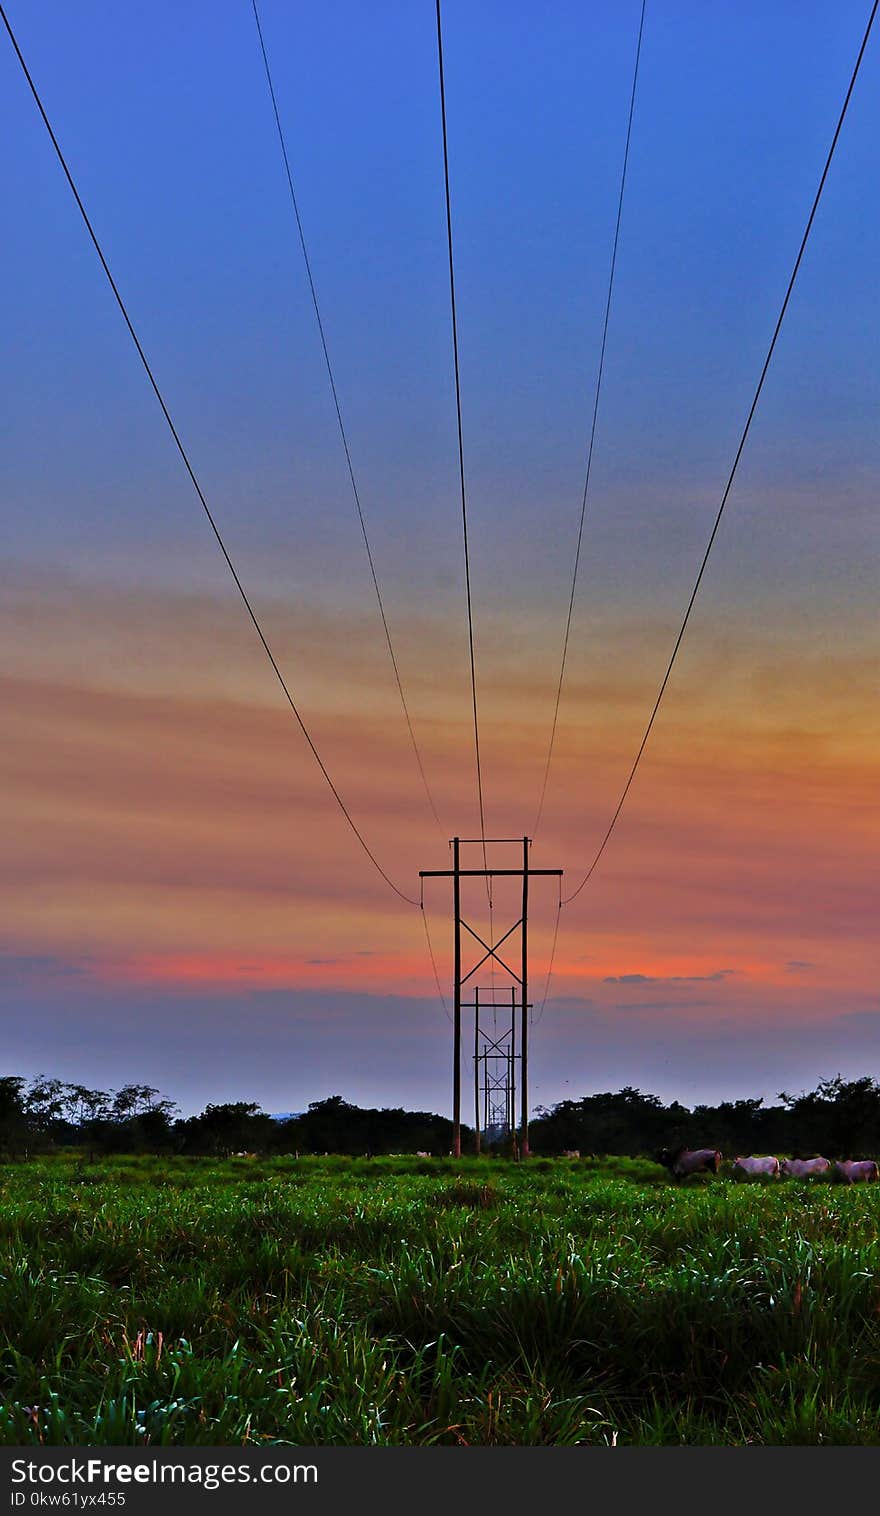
[466,986,520,1152]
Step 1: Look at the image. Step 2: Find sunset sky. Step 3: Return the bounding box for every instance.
[2,0,877,1118]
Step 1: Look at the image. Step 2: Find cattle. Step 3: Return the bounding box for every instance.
[416,1151,430,1158]
[732,1155,780,1180]
[780,1156,831,1179]
[834,1159,879,1184]
[563,1150,581,1159]
[659,1147,722,1180]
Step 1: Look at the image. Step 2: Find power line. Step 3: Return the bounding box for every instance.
[435,0,490,880]
[0,1,417,907]
[531,887,562,1028]
[564,0,878,905]
[420,888,452,1024]
[251,0,444,837]
[533,0,647,836]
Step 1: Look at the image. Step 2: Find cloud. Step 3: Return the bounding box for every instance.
[603,969,736,985]
[833,1010,880,1029]
[0,952,87,984]
[530,996,598,1016]
[786,960,815,973]
[612,999,717,1013]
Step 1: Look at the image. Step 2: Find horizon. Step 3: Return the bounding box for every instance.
[5,1054,877,1128]
[2,1,878,1119]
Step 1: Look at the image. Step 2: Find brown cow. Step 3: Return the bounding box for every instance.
[659,1147,722,1180]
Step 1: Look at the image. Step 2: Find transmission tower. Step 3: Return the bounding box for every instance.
[420,837,562,1157]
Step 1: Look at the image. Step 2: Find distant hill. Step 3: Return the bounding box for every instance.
[269,1112,302,1122]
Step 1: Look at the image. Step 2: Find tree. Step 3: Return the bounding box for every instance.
[63,1085,110,1127]
[111,1084,168,1121]
[25,1075,67,1127]
[61,1085,111,1160]
[95,1084,180,1153]
[0,1077,29,1157]
[180,1102,275,1157]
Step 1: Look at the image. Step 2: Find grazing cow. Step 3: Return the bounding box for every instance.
[780,1156,831,1179]
[416,1151,430,1158]
[563,1150,581,1159]
[732,1155,780,1180]
[659,1147,722,1180]
[834,1159,879,1184]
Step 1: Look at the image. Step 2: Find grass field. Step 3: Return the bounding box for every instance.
[2,1153,880,1445]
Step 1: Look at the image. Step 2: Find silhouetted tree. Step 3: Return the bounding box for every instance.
[0,1077,29,1157]
[178,1102,275,1156]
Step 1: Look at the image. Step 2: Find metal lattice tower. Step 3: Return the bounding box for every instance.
[420,838,562,1157]
[465,987,524,1151]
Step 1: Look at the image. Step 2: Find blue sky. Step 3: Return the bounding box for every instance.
[4,0,877,599]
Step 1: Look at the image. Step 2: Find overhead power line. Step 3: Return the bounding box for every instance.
[420,885,453,1024]
[250,0,444,836]
[531,886,563,1029]
[564,0,878,905]
[435,0,490,877]
[534,0,647,835]
[0,1,417,907]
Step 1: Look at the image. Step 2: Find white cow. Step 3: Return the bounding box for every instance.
[732,1155,780,1180]
[563,1150,581,1159]
[834,1159,879,1184]
[660,1147,722,1180]
[780,1156,831,1179]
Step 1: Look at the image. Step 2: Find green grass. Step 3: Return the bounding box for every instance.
[2,1153,880,1445]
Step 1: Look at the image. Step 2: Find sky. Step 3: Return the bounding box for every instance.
[1,0,877,1119]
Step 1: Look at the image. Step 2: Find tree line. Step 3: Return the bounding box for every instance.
[2,1073,879,1159]
[530,1079,880,1160]
[0,1079,455,1158]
